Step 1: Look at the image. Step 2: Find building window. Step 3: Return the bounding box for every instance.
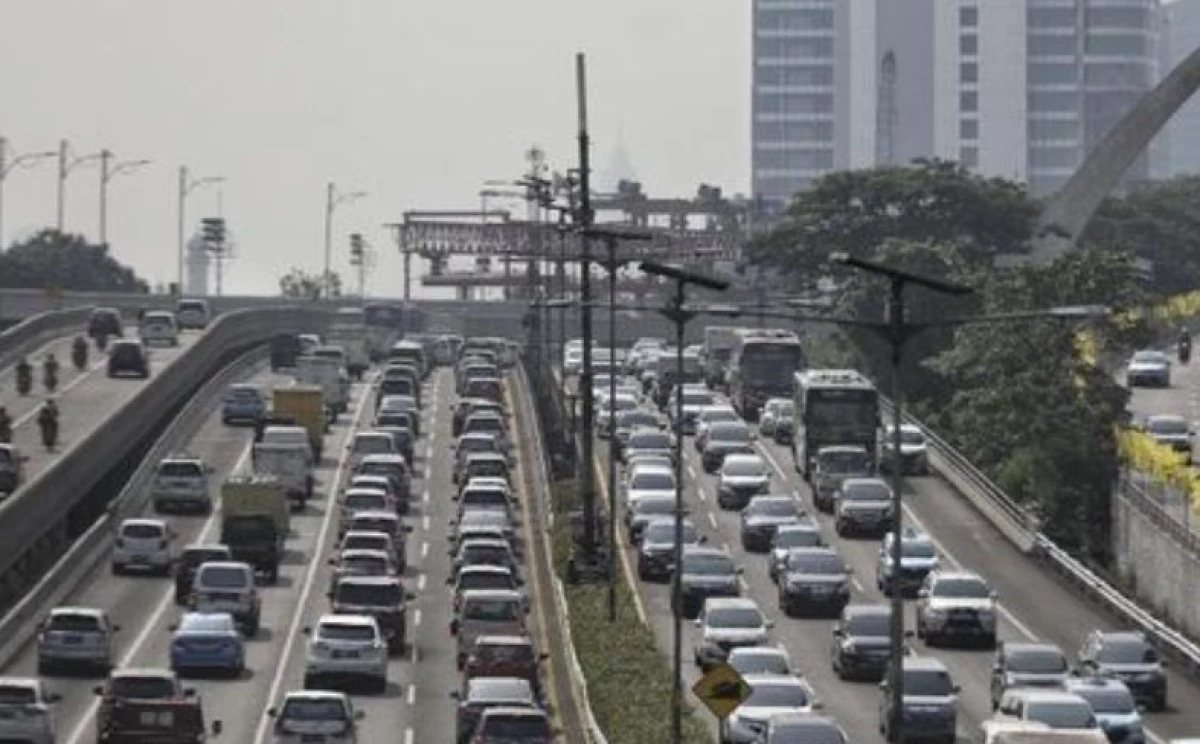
[1029,90,1079,112]
[1090,7,1151,29]
[959,147,979,168]
[1029,119,1078,141]
[1029,145,1079,169]
[1029,34,1077,57]
[757,37,834,59]
[754,92,835,115]
[960,91,978,113]
[1030,62,1079,85]
[753,176,816,200]
[960,34,978,56]
[757,8,835,31]
[756,64,834,87]
[1087,61,1151,88]
[960,62,978,84]
[960,6,978,28]
[754,120,835,142]
[960,119,979,140]
[1029,7,1077,28]
[767,149,835,170]
[1088,33,1149,58]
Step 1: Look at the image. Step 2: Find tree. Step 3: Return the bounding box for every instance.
[0,230,148,292]
[279,268,341,299]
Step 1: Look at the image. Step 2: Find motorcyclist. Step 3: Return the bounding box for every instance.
[43,354,60,391]
[0,406,11,444]
[72,335,89,369]
[1179,328,1192,363]
[37,399,58,450]
[15,357,32,395]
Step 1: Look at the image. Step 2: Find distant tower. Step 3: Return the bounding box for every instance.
[877,50,898,166]
[597,124,638,193]
[185,231,211,297]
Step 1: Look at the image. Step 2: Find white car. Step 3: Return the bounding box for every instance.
[138,310,179,347]
[111,518,174,576]
[150,454,212,514]
[303,614,389,693]
[723,674,818,744]
[693,597,773,670]
[0,677,60,744]
[727,645,795,677]
[623,463,677,512]
[190,561,262,635]
[916,570,998,647]
[36,606,118,675]
[268,689,363,744]
[880,424,930,475]
[175,299,212,329]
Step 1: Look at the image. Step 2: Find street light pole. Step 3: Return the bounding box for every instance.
[0,138,56,249]
[99,150,151,246]
[639,261,730,744]
[324,182,367,301]
[177,167,225,293]
[57,139,102,232]
[574,52,600,560]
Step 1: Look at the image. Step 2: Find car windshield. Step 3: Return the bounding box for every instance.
[843,482,891,502]
[723,460,766,477]
[460,572,516,592]
[476,643,535,664]
[463,599,521,621]
[820,451,871,473]
[846,612,891,636]
[620,413,658,429]
[47,614,102,632]
[707,607,763,629]
[933,577,990,598]
[703,408,739,422]
[227,387,261,400]
[463,490,508,508]
[319,623,377,643]
[110,676,176,699]
[357,463,403,480]
[637,498,678,515]
[0,685,36,705]
[0,449,10,466]
[1026,701,1096,729]
[1096,639,1158,664]
[342,536,389,552]
[643,521,699,544]
[1075,687,1136,714]
[684,554,735,576]
[352,436,394,455]
[711,425,751,443]
[731,652,789,676]
[772,722,843,744]
[199,566,248,588]
[461,438,497,454]
[744,682,809,708]
[748,499,798,518]
[463,546,510,564]
[1148,418,1189,435]
[775,529,821,548]
[904,669,953,697]
[345,493,386,511]
[180,614,235,634]
[467,417,504,433]
[630,432,671,449]
[480,716,552,738]
[343,556,389,574]
[684,391,715,405]
[1009,649,1067,673]
[158,462,202,478]
[335,583,402,606]
[280,699,348,722]
[467,461,508,478]
[898,429,925,445]
[122,524,164,539]
[1133,351,1166,364]
[351,518,397,535]
[901,541,937,558]
[787,552,844,574]
[632,472,675,491]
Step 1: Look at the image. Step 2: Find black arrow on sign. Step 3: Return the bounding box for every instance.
[710,680,745,700]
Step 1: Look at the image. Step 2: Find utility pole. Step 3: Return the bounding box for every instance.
[99,150,150,247]
[201,217,229,296]
[574,52,600,561]
[177,167,225,294]
[57,139,102,233]
[349,232,372,299]
[0,138,56,249]
[324,182,367,300]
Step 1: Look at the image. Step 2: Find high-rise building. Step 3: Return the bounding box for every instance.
[1157,0,1200,177]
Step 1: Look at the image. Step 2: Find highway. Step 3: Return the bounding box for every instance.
[579,371,1200,743]
[0,364,548,744]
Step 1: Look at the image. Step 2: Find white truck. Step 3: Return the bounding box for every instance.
[296,355,349,415]
[252,426,315,509]
[326,325,370,381]
[703,326,742,390]
[982,720,1110,744]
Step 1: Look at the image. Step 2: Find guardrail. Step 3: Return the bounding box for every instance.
[0,347,267,668]
[0,307,93,371]
[882,397,1200,675]
[0,305,333,584]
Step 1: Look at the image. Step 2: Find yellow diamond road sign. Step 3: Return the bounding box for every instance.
[692,662,752,720]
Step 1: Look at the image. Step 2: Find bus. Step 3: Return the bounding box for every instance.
[727,328,804,420]
[702,326,745,390]
[792,369,880,479]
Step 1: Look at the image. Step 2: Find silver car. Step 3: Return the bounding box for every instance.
[36,606,118,675]
[452,590,526,670]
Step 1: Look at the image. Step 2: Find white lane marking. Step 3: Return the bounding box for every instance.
[757,443,790,483]
[404,728,414,744]
[697,490,707,502]
[738,577,750,593]
[422,514,430,531]
[592,451,648,623]
[851,577,865,593]
[424,444,432,461]
[417,574,426,592]
[407,684,416,705]
[686,464,697,480]
[413,609,422,628]
[421,541,429,559]
[252,382,373,744]
[707,512,718,529]
[422,489,429,506]
[410,644,419,663]
[14,356,108,427]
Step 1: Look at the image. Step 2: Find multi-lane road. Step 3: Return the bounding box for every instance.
[584,373,1200,743]
[0,364,555,743]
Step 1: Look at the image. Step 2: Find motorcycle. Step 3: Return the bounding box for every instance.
[43,366,58,393]
[38,413,58,451]
[0,418,11,444]
[72,340,88,371]
[1180,340,1192,364]
[15,366,32,396]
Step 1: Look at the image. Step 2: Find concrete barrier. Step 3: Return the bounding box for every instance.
[0,307,94,371]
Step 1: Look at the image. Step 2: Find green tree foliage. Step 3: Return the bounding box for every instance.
[0,230,148,292]
[279,268,340,299]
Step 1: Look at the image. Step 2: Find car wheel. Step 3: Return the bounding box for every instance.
[111,563,124,576]
[303,674,315,689]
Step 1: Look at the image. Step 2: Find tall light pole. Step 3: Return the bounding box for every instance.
[99,151,151,246]
[57,139,103,232]
[639,261,730,744]
[0,138,56,248]
[324,182,367,300]
[177,167,225,293]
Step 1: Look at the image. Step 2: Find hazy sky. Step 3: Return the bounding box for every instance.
[0,1,749,298]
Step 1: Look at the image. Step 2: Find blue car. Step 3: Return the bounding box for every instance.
[169,612,245,676]
[221,384,267,425]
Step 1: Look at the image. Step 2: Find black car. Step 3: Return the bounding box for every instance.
[107,340,149,378]
[777,547,852,618]
[88,307,123,339]
[740,495,803,552]
[1077,630,1168,711]
[700,422,756,473]
[675,546,741,619]
[831,604,900,681]
[328,576,412,654]
[269,333,302,370]
[637,518,702,582]
[173,545,233,604]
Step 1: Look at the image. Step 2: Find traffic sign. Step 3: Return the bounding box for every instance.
[691,662,751,720]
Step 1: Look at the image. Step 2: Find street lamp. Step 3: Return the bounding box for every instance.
[99,151,151,246]
[178,167,225,293]
[324,183,367,300]
[0,138,56,248]
[57,139,103,232]
[638,260,730,744]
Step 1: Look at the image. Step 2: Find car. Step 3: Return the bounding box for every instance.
[1076,630,1168,711]
[990,688,1100,732]
[107,339,149,378]
[622,428,674,465]
[876,528,940,597]
[455,433,503,477]
[701,422,757,473]
[759,398,793,437]
[36,606,118,675]
[811,445,874,512]
[453,676,539,743]
[88,307,124,339]
[173,544,232,605]
[169,612,246,677]
[111,518,174,575]
[150,454,213,514]
[768,520,824,582]
[717,454,772,510]
[693,597,773,671]
[833,477,895,537]
[773,413,794,445]
[452,590,527,670]
[676,546,742,619]
[93,668,192,713]
[915,570,998,648]
[1125,350,1171,387]
[346,431,399,469]
[342,510,410,570]
[354,455,412,506]
[625,494,683,544]
[347,474,404,514]
[0,443,28,497]
[267,690,364,742]
[740,495,803,552]
[672,388,719,435]
[596,393,641,437]
[139,310,179,347]
[879,656,959,744]
[452,539,520,582]
[614,410,662,448]
[637,517,703,581]
[776,547,852,618]
[831,604,901,681]
[374,425,416,464]
[727,645,795,677]
[188,561,261,635]
[989,641,1070,709]
[880,424,930,475]
[694,405,741,444]
[328,576,412,654]
[0,677,60,744]
[723,674,818,744]
[303,614,389,693]
[328,549,398,594]
[452,566,524,615]
[623,463,677,511]
[339,488,396,534]
[461,413,510,454]
[221,383,268,425]
[1063,676,1145,744]
[457,453,511,489]
[1142,414,1193,463]
[175,299,212,329]
[338,530,396,557]
[762,713,848,744]
[471,705,554,744]
[452,510,516,551]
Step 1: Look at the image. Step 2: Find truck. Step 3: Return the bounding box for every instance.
[220,477,289,583]
[272,385,327,460]
[981,720,1110,744]
[702,326,743,390]
[652,348,703,409]
[252,432,314,509]
[296,355,349,415]
[326,325,371,380]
